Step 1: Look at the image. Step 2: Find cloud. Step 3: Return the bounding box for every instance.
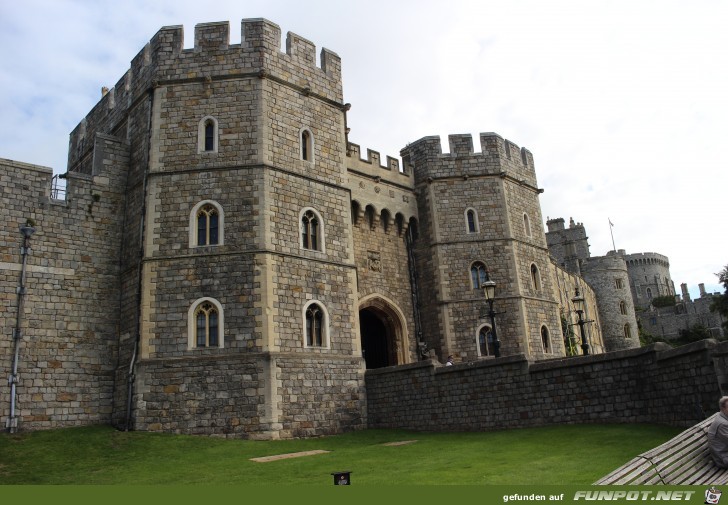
[0,0,725,297]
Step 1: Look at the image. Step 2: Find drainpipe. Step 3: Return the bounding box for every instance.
[6,221,35,433]
[405,227,424,358]
[124,86,154,430]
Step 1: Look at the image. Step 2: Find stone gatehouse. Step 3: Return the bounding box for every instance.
[1,19,643,439]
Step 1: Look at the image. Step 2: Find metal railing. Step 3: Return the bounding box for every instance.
[50,174,67,200]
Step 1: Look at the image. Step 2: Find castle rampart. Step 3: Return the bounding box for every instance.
[1,135,129,430]
[6,17,709,440]
[69,19,343,174]
[402,133,538,189]
[367,340,725,432]
[549,259,606,355]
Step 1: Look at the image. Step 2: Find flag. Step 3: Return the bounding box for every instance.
[609,218,614,227]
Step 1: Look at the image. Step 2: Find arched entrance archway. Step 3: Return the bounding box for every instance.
[358,295,409,369]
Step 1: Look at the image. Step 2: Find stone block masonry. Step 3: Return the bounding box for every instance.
[1,17,688,439]
[0,136,129,430]
[366,339,727,432]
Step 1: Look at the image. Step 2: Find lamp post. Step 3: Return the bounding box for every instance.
[571,287,589,356]
[482,270,501,358]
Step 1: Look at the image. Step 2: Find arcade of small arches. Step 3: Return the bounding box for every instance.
[350,200,418,238]
[627,257,670,269]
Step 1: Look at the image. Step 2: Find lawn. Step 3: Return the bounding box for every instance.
[0,423,682,485]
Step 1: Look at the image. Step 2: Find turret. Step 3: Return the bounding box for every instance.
[404,133,562,362]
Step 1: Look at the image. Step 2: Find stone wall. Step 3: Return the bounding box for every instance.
[366,339,726,432]
[640,295,726,340]
[0,136,128,430]
[549,260,606,355]
[581,252,640,351]
[402,133,562,363]
[625,252,674,309]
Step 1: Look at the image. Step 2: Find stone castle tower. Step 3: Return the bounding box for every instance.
[546,218,641,351]
[624,252,675,309]
[403,134,564,360]
[2,19,629,438]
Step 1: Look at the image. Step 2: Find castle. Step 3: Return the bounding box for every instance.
[1,19,657,439]
[546,218,725,343]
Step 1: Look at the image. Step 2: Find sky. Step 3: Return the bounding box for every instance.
[1,0,725,298]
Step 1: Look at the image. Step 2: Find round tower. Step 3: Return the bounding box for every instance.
[581,251,640,351]
[624,252,674,309]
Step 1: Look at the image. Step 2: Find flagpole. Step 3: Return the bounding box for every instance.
[609,218,616,252]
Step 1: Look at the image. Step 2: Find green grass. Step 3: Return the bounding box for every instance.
[0,423,681,485]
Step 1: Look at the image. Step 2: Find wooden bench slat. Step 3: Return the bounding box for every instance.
[658,445,711,476]
[679,465,724,485]
[595,413,728,485]
[595,457,654,484]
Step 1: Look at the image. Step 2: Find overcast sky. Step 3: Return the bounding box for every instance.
[1,0,725,298]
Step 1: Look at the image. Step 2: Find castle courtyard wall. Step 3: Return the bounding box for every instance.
[1,138,128,430]
[366,339,727,432]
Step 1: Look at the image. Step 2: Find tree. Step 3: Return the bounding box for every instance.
[676,324,713,345]
[711,264,728,334]
[651,295,676,308]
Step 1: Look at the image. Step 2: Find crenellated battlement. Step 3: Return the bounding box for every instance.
[346,142,413,189]
[625,252,671,269]
[68,19,342,172]
[401,133,538,187]
[402,133,534,166]
[134,19,341,78]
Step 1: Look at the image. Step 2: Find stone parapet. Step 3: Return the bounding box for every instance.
[366,340,723,432]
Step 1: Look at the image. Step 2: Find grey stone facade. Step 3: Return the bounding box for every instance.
[2,18,697,438]
[366,340,727,432]
[547,218,641,351]
[625,252,675,309]
[640,294,725,341]
[547,217,723,347]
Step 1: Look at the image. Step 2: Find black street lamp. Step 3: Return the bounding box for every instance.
[482,270,501,358]
[571,287,590,356]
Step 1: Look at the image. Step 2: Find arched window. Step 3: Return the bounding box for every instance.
[465,208,478,234]
[624,324,632,339]
[524,213,532,237]
[541,326,550,352]
[395,213,405,236]
[198,116,218,153]
[471,262,488,290]
[300,208,324,252]
[204,121,214,151]
[302,210,319,250]
[187,298,224,349]
[477,325,495,357]
[531,264,541,291]
[300,128,314,162]
[190,201,224,248]
[646,288,653,299]
[619,301,627,315]
[197,205,219,246]
[351,201,361,225]
[303,301,329,348]
[408,218,419,241]
[365,205,376,230]
[381,209,391,233]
